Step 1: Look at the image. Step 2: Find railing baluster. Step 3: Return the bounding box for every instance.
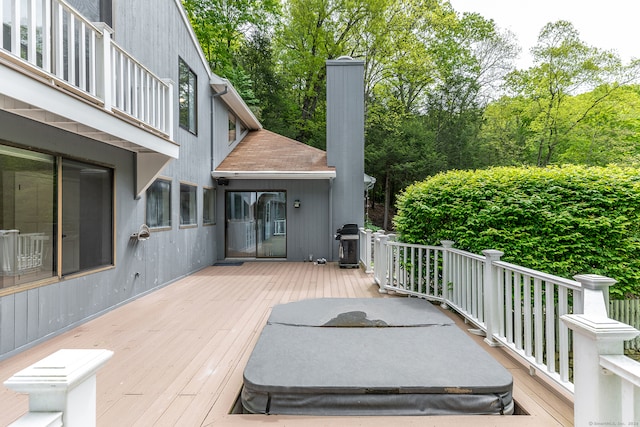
[505,269,513,343]
[88,28,95,95]
[78,21,86,90]
[425,247,431,296]
[545,281,556,373]
[133,64,139,117]
[558,286,569,382]
[524,275,533,357]
[11,0,20,56]
[68,11,75,84]
[155,78,160,127]
[145,72,150,123]
[117,50,124,109]
[497,265,504,337]
[125,55,131,114]
[466,257,472,313]
[54,3,63,78]
[534,277,543,364]
[456,253,462,307]
[27,0,37,64]
[477,258,484,322]
[410,246,415,292]
[514,272,523,350]
[417,247,423,294]
[471,259,476,319]
[42,0,51,71]
[0,0,4,50]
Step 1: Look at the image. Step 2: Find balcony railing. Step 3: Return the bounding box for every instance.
[360,228,640,424]
[1,0,172,138]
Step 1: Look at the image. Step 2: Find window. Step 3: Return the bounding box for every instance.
[180,183,197,226]
[61,159,113,275]
[203,187,216,225]
[66,0,112,26]
[228,113,236,143]
[179,58,197,134]
[0,144,114,289]
[146,179,171,228]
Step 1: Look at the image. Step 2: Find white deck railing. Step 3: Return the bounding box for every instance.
[1,0,172,138]
[360,231,640,424]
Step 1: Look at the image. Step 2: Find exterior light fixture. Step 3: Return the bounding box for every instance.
[130,224,151,241]
[294,200,301,208]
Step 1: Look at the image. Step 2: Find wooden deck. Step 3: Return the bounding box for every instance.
[0,262,573,426]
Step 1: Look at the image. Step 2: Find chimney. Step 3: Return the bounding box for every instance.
[326,57,365,259]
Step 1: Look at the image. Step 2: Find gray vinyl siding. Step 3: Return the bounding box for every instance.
[211,95,242,171]
[0,0,220,360]
[216,179,333,262]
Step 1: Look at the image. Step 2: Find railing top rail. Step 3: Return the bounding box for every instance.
[110,43,170,90]
[600,355,640,387]
[57,0,104,34]
[386,241,443,251]
[494,260,583,291]
[447,247,486,262]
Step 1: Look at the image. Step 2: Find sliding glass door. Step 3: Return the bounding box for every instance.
[225,191,286,258]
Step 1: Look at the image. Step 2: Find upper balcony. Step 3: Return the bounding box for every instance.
[0,0,178,196]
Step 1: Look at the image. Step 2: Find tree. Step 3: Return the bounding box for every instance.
[365,100,446,229]
[423,12,518,170]
[182,0,280,93]
[557,85,640,165]
[236,30,298,135]
[274,0,388,148]
[474,95,535,167]
[504,21,639,166]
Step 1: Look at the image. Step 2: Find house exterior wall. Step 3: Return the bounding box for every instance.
[211,96,248,171]
[0,0,223,360]
[215,179,333,262]
[0,0,366,360]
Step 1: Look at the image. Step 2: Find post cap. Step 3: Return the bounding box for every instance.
[4,349,113,393]
[573,274,617,290]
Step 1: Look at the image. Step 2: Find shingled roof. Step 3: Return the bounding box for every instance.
[212,129,336,179]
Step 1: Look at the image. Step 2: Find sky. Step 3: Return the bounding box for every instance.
[448,0,640,69]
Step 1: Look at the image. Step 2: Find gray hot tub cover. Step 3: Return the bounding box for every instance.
[241,298,514,416]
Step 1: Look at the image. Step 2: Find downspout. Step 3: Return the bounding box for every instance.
[211,85,228,263]
[210,86,228,171]
[328,177,334,261]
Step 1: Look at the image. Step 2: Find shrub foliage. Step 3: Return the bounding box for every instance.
[394,165,640,298]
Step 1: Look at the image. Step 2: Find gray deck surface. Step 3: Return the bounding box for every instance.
[242,298,514,416]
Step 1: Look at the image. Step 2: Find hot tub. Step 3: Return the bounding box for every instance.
[241,298,513,416]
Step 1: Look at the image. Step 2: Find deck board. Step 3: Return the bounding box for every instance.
[0,262,573,426]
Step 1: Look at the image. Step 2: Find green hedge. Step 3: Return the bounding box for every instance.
[394,165,640,298]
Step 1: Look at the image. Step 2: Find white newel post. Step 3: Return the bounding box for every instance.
[562,274,640,426]
[482,249,504,347]
[161,78,174,139]
[364,229,373,273]
[440,240,455,308]
[94,22,114,111]
[377,233,389,293]
[4,349,113,427]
